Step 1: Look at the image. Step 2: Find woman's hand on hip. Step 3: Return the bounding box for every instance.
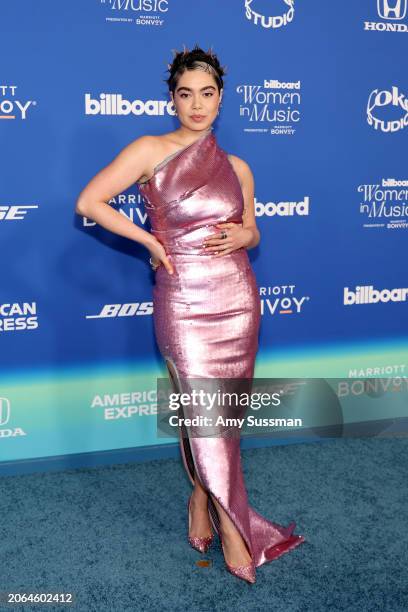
[147,238,174,275]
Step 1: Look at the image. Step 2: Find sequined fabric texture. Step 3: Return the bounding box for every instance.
[138,128,305,568]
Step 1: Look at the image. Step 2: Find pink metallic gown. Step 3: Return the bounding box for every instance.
[138,127,305,568]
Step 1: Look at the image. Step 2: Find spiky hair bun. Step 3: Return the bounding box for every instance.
[165,43,226,92]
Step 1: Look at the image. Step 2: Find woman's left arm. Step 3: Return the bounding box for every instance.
[203,155,260,255]
[227,155,260,250]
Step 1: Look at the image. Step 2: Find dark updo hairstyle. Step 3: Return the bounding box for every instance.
[165,43,227,94]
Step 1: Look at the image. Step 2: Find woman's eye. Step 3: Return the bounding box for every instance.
[178,92,214,98]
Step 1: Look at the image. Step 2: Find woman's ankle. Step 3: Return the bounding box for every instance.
[191,487,208,507]
[220,531,252,565]
[219,521,239,537]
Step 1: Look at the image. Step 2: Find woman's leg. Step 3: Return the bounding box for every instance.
[191,472,252,567]
[165,357,253,567]
[188,472,212,539]
[210,494,252,567]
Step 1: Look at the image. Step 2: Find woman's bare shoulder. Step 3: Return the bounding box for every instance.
[126,133,161,155]
[121,132,180,182]
[129,130,179,151]
[126,131,180,163]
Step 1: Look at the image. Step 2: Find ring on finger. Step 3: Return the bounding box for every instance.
[149,257,160,270]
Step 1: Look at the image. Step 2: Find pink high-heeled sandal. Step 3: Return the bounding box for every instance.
[187,494,214,554]
[208,499,256,584]
[219,532,256,584]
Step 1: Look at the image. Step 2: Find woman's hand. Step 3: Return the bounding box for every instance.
[147,238,174,275]
[202,222,252,257]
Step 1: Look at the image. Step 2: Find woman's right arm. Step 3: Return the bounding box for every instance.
[75,136,174,274]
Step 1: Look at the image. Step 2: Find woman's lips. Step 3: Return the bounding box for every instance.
[190,115,205,122]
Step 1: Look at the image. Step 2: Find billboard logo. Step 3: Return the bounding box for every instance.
[344,285,408,305]
[377,0,407,19]
[255,196,310,217]
[85,93,174,116]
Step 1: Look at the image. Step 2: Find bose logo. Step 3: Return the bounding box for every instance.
[0,205,38,220]
[86,303,153,318]
[378,0,407,20]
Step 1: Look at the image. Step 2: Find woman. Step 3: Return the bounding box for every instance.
[76,44,305,584]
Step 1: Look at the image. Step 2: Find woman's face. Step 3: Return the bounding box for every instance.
[171,68,222,132]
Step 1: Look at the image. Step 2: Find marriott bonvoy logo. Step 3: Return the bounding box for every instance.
[244,0,295,29]
[0,85,36,120]
[364,0,408,32]
[344,285,408,305]
[85,93,175,116]
[259,285,310,316]
[367,86,408,132]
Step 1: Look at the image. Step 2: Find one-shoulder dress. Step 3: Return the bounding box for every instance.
[137,126,305,568]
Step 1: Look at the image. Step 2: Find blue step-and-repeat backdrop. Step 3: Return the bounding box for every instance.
[1,1,407,468]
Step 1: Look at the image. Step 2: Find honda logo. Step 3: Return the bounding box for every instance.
[377,0,407,20]
[0,398,11,426]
